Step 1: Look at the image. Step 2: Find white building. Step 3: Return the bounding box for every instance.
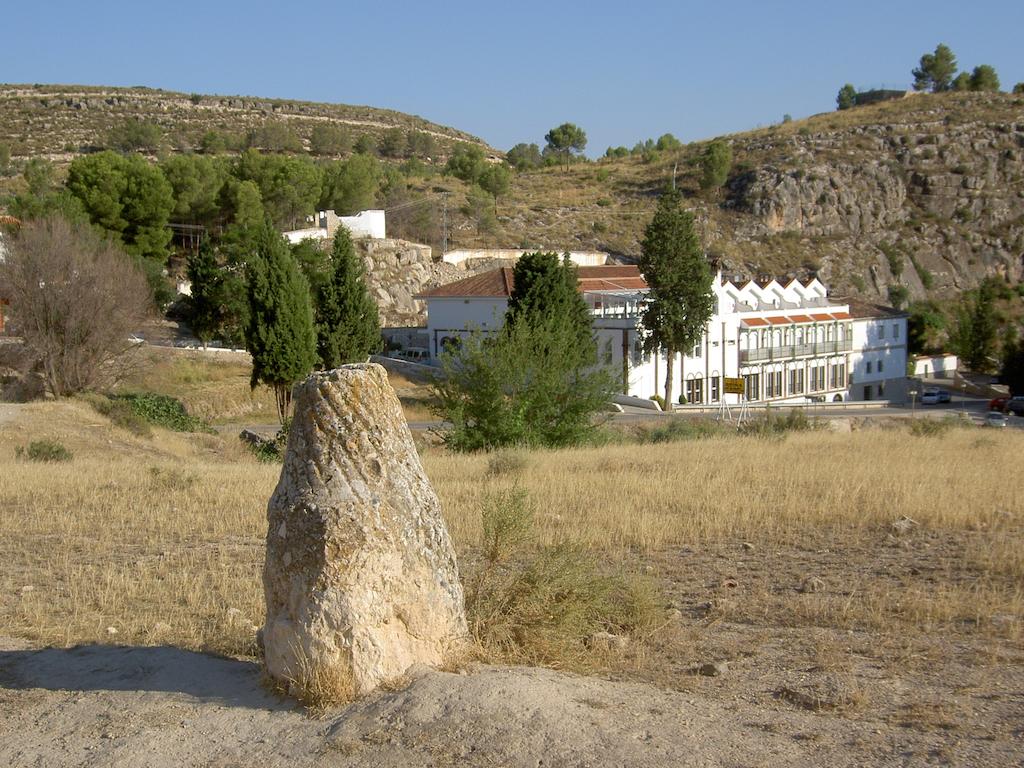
[416,265,908,405]
[284,209,386,243]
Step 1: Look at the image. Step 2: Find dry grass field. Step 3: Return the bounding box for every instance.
[1,391,1023,761]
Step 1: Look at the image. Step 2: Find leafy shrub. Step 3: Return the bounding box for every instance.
[247,418,291,463]
[741,408,818,437]
[80,392,152,437]
[110,393,210,433]
[465,488,659,670]
[650,394,666,410]
[15,438,73,462]
[636,418,726,444]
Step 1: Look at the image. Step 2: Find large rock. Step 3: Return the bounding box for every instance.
[261,364,467,697]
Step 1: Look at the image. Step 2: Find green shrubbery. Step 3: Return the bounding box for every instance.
[15,439,73,462]
[84,392,210,435]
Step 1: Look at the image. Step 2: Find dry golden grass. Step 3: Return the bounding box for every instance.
[1,401,1022,664]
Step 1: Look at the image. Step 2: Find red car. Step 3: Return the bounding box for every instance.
[989,396,1009,411]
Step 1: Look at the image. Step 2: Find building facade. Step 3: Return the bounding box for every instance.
[416,265,908,405]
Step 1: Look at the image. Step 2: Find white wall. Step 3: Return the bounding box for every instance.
[425,297,507,357]
[913,354,958,378]
[339,210,386,240]
[849,316,908,400]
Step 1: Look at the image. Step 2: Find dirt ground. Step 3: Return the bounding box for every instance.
[2,532,1021,767]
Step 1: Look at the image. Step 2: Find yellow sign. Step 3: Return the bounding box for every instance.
[723,377,746,395]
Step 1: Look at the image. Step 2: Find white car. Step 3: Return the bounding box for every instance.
[985,411,1008,428]
[920,390,940,405]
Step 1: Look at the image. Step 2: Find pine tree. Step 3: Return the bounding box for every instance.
[315,226,381,368]
[639,189,715,407]
[505,251,594,358]
[245,219,318,421]
[185,244,221,346]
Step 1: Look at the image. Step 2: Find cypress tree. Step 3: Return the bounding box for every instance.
[505,250,593,361]
[185,244,221,346]
[315,226,381,368]
[639,189,714,407]
[245,219,318,421]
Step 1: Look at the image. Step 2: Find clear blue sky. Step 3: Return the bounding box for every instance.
[3,1,1022,155]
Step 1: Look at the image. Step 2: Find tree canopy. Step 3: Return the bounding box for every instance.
[544,123,587,170]
[698,140,733,191]
[314,226,381,369]
[836,83,857,110]
[639,189,714,406]
[912,44,958,92]
[244,219,318,420]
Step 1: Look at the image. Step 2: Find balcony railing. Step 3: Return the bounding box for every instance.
[739,339,852,363]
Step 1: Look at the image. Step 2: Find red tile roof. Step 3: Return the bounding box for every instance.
[741,318,769,327]
[417,265,647,299]
[788,314,813,324]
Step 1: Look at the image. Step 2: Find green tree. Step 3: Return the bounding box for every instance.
[185,244,222,345]
[507,143,543,170]
[432,252,612,451]
[462,184,497,234]
[247,121,303,152]
[379,127,407,158]
[160,154,227,224]
[319,154,381,214]
[405,131,437,159]
[604,146,629,159]
[698,140,732,191]
[445,143,488,183]
[638,189,714,406]
[309,124,350,156]
[912,44,958,92]
[314,226,381,368]
[952,72,972,91]
[655,133,682,151]
[199,130,229,154]
[1000,335,1024,396]
[245,219,318,421]
[969,64,1000,92]
[233,150,321,228]
[836,83,857,110]
[887,284,909,310]
[65,151,174,301]
[544,123,587,170]
[353,134,377,155]
[1014,83,1024,95]
[906,300,946,356]
[949,283,998,372]
[479,163,511,214]
[106,119,164,152]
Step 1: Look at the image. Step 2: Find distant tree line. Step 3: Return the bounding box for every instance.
[836,43,1013,111]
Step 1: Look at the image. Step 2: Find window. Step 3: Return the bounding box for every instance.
[789,368,804,395]
[829,362,846,389]
[879,324,885,339]
[866,361,873,374]
[692,341,702,358]
[810,365,826,391]
[878,360,884,373]
[743,372,760,400]
[686,378,703,404]
[766,371,776,398]
[893,323,900,339]
[710,376,720,403]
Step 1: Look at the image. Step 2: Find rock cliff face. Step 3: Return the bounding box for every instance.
[716,95,1024,300]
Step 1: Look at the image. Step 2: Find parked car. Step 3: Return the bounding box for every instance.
[393,347,430,363]
[985,411,1009,428]
[989,396,1009,411]
[920,388,940,405]
[1005,396,1024,416]
[937,390,951,403]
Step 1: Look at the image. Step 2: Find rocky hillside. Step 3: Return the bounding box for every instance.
[2,85,1022,306]
[481,91,1024,304]
[0,84,491,159]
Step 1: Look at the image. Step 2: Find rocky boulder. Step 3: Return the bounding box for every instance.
[261,364,467,697]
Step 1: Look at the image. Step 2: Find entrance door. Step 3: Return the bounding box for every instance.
[863,385,872,401]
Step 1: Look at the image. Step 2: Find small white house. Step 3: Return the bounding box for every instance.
[284,209,386,243]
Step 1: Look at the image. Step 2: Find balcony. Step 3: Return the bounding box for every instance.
[739,339,852,364]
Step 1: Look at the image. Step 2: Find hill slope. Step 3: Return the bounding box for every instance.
[2,85,1022,305]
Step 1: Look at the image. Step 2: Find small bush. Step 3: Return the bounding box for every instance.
[80,392,152,437]
[465,488,659,670]
[15,438,73,462]
[485,450,528,478]
[741,408,818,437]
[247,418,291,463]
[636,418,726,444]
[908,417,957,437]
[650,394,666,410]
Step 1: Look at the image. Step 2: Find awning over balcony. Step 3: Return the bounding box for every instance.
[741,311,852,328]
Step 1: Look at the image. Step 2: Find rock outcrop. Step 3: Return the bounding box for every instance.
[261,364,467,697]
